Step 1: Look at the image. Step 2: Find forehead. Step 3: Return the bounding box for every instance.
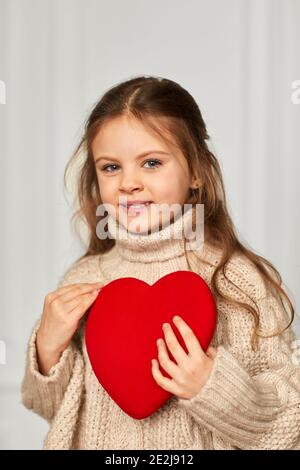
[91,114,178,156]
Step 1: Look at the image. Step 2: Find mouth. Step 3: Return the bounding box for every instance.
[119,201,153,214]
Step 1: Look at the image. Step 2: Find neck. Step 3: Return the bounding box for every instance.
[97,205,223,285]
[106,205,196,263]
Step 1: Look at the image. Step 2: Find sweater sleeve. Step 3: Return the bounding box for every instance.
[175,292,300,450]
[20,263,85,423]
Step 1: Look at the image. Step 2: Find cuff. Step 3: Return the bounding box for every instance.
[176,345,227,407]
[176,345,279,431]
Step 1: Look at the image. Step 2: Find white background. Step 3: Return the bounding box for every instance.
[0,0,299,449]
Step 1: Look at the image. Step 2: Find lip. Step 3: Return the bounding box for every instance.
[119,200,153,207]
[119,201,154,216]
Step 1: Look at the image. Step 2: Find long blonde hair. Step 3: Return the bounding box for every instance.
[64,75,295,351]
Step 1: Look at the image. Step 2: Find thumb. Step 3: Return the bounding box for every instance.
[206,346,217,359]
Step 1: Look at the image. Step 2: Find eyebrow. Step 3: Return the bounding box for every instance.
[94,150,170,164]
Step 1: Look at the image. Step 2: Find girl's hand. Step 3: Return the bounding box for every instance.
[151,315,217,400]
[36,281,103,375]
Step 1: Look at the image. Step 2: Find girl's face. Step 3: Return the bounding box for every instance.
[92,114,194,234]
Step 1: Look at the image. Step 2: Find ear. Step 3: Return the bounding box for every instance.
[190,177,201,189]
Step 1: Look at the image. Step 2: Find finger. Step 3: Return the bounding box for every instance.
[50,282,104,303]
[60,283,104,303]
[161,323,189,367]
[151,359,179,395]
[156,338,180,379]
[64,289,100,314]
[172,316,204,359]
[67,289,100,319]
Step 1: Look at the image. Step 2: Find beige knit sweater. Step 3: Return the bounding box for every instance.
[21,207,300,450]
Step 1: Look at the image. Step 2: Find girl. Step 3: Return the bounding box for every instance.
[21,75,300,450]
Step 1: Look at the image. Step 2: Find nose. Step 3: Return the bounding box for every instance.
[119,171,143,194]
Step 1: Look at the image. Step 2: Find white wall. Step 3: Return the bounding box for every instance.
[0,0,299,449]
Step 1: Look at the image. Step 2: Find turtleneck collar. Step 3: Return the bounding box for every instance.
[106,205,199,263]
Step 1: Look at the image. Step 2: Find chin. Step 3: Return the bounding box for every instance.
[117,204,179,234]
[118,212,160,234]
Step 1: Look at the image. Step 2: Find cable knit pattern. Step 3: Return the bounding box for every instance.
[21,207,300,450]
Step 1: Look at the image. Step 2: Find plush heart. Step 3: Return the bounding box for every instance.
[85,270,217,420]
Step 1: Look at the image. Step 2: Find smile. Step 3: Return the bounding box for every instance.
[120,202,153,214]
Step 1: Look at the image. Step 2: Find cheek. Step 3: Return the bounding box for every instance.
[151,170,189,199]
[165,163,189,185]
[97,175,118,199]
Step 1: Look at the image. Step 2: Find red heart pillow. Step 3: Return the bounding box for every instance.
[85,270,217,419]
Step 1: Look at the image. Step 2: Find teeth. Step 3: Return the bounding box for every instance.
[127,202,151,208]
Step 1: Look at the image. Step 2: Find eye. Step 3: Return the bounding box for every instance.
[101,164,119,173]
[143,159,162,169]
[100,159,162,173]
